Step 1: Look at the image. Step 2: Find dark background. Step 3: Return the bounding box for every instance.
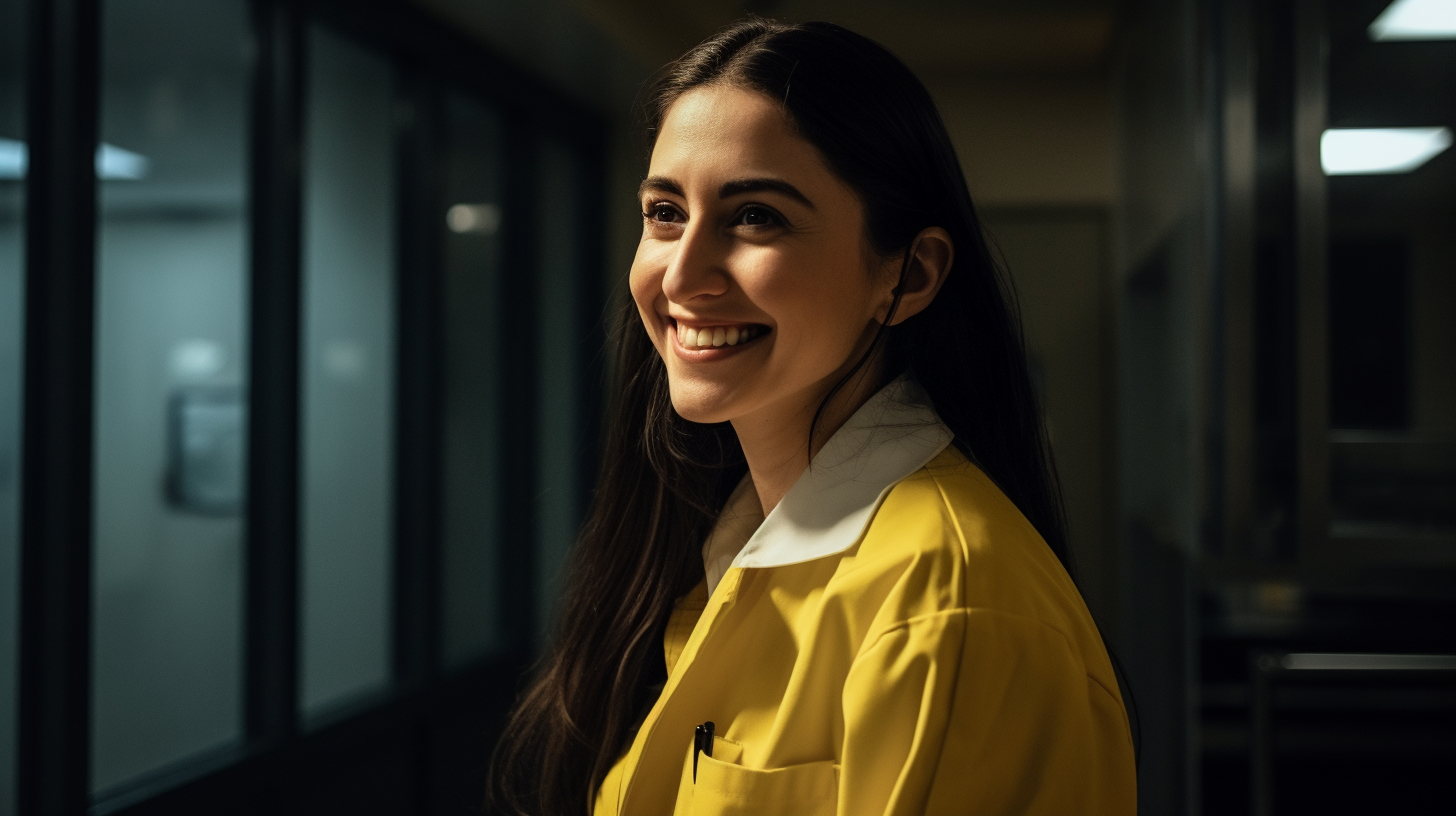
[2,1,1452,814]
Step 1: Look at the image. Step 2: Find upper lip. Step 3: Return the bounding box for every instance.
[667,314,765,329]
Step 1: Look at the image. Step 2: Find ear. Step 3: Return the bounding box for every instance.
[879,227,953,326]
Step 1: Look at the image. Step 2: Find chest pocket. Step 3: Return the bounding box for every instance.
[685,738,839,816]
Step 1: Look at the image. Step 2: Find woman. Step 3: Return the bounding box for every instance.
[489,18,1136,816]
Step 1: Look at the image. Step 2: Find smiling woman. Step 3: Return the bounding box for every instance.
[628,83,954,514]
[488,18,1135,816]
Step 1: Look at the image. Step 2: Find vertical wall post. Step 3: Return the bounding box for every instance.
[1222,0,1257,560]
[16,0,100,812]
[1248,652,1279,816]
[573,131,610,528]
[1292,0,1328,562]
[244,0,304,745]
[393,71,444,684]
[493,119,541,651]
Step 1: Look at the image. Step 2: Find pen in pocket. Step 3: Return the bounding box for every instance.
[692,721,715,782]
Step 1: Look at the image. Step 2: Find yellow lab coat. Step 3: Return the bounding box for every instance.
[593,377,1136,815]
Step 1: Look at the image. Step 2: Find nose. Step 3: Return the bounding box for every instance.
[662,219,730,303]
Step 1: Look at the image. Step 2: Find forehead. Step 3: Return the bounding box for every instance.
[649,85,828,182]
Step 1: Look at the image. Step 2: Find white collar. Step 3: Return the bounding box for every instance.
[702,374,953,590]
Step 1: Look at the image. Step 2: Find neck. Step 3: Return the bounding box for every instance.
[731,363,888,515]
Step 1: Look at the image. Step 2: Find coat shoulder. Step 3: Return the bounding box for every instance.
[846,446,1106,670]
[860,445,1056,585]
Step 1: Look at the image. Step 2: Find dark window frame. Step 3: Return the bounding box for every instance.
[17,0,102,810]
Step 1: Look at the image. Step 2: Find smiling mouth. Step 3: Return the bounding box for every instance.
[672,319,770,350]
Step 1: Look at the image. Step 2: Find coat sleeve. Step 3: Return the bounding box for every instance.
[838,608,1136,815]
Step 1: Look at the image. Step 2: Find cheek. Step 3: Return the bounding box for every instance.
[628,246,659,310]
[628,255,667,349]
[755,254,879,346]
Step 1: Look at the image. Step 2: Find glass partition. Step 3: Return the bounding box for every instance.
[440,91,506,668]
[0,0,24,810]
[91,0,250,792]
[298,25,397,720]
[1324,0,1456,564]
[4,0,611,807]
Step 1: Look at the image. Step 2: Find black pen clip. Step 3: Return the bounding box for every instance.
[692,721,715,782]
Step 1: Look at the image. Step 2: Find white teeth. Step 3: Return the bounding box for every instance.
[674,322,764,349]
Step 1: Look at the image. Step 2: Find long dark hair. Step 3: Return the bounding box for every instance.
[486,18,1071,816]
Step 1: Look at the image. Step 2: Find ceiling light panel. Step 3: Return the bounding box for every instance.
[1321,127,1453,174]
[1369,0,1456,41]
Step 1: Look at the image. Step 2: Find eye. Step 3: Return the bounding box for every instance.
[734,205,783,229]
[643,202,682,223]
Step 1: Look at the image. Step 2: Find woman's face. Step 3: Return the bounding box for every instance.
[630,84,897,428]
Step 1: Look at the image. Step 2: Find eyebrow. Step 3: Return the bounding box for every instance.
[638,176,817,210]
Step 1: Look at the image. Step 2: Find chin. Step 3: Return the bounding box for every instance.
[667,378,744,425]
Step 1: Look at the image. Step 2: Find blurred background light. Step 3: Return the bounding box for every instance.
[0,138,22,178]
[169,339,226,379]
[1369,0,1456,40]
[1320,127,1452,174]
[95,143,149,180]
[1281,653,1456,671]
[445,202,500,234]
[0,137,151,180]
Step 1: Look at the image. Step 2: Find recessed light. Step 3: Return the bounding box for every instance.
[1369,0,1456,41]
[1321,127,1452,174]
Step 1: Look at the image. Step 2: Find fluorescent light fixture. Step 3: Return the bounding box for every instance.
[96,143,150,179]
[0,138,151,180]
[0,137,24,179]
[1370,0,1456,40]
[1321,127,1452,174]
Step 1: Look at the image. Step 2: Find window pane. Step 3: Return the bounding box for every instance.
[440,92,505,668]
[299,25,396,719]
[0,0,24,809]
[1324,2,1456,562]
[534,137,584,647]
[91,0,249,792]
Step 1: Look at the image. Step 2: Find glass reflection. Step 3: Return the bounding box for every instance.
[91,0,249,792]
[299,25,396,719]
